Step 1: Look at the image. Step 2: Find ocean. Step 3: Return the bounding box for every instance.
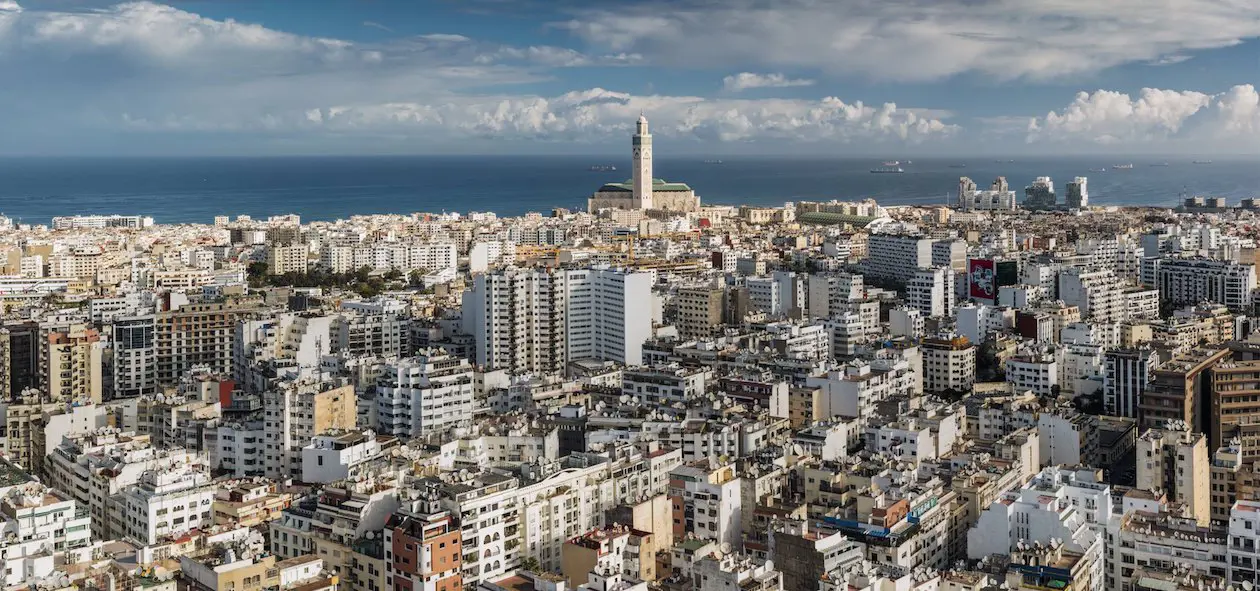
[0,156,1256,225]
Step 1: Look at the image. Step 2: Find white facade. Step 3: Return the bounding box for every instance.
[112,464,215,545]
[864,234,933,282]
[1156,257,1256,311]
[1058,268,1124,322]
[907,266,955,318]
[462,266,655,372]
[376,351,475,438]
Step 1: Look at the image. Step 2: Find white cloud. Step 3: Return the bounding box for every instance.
[1027,85,1260,145]
[305,89,956,144]
[722,72,815,92]
[557,0,1260,81]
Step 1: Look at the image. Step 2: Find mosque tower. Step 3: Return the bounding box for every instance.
[632,114,653,210]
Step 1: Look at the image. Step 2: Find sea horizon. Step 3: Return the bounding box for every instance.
[2,155,1256,225]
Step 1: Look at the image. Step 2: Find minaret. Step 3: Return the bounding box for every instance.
[632,114,653,209]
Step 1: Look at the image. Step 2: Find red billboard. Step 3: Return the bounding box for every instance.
[968,258,997,302]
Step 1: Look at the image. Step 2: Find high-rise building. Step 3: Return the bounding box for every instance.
[263,382,357,481]
[1023,176,1056,210]
[957,176,1017,211]
[864,234,934,282]
[1103,347,1155,418]
[462,266,654,372]
[921,336,976,394]
[1058,268,1124,322]
[1136,427,1211,525]
[674,287,725,341]
[40,324,102,404]
[156,296,264,385]
[1155,257,1256,311]
[1210,359,1260,459]
[1066,177,1089,209]
[1139,348,1227,434]
[375,350,474,438]
[112,315,157,399]
[907,266,955,318]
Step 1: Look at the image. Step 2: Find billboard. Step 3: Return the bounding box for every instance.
[968,258,997,302]
[996,260,1019,289]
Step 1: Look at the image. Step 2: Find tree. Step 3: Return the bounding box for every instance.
[383,269,403,282]
[519,557,541,573]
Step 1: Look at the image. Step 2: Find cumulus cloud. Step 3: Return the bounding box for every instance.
[219,88,958,145]
[722,72,815,92]
[556,0,1260,81]
[1027,85,1260,145]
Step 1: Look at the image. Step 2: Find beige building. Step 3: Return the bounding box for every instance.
[40,324,102,404]
[1136,427,1210,525]
[268,243,310,275]
[675,287,724,340]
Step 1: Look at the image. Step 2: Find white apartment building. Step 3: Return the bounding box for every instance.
[1006,355,1059,395]
[111,463,215,545]
[806,272,863,319]
[263,382,357,481]
[334,311,408,358]
[806,356,917,419]
[669,463,743,548]
[301,430,386,483]
[1058,342,1103,396]
[622,365,708,406]
[376,350,474,438]
[968,468,1106,591]
[864,233,934,282]
[888,307,925,339]
[44,432,204,540]
[51,214,154,230]
[1058,268,1124,322]
[921,336,976,394]
[113,314,158,398]
[462,266,655,373]
[957,176,1017,211]
[1137,427,1211,525]
[956,302,1015,344]
[907,266,955,319]
[1156,257,1256,311]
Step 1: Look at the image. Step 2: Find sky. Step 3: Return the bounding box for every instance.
[4,0,1260,156]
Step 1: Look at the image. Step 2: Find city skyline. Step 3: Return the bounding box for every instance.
[4,0,1260,156]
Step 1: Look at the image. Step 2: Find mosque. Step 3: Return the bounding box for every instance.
[587,115,702,213]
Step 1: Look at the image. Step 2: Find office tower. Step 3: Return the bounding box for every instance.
[112,314,158,399]
[1103,347,1155,418]
[1023,176,1056,210]
[1066,177,1088,209]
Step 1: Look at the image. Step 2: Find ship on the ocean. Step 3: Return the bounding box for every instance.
[871,165,905,174]
[1089,168,1107,173]
[948,164,967,169]
[703,159,723,164]
[1149,162,1170,167]
[588,165,617,172]
[1193,160,1213,164]
[1112,163,1134,170]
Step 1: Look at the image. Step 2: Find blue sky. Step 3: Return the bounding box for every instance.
[4,0,1260,155]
